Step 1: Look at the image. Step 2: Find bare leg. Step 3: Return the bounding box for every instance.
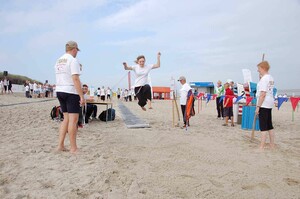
[260,131,267,149]
[268,130,275,149]
[231,116,234,126]
[68,113,79,153]
[57,113,69,151]
[148,99,152,109]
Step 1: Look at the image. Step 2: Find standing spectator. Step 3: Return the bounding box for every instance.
[255,61,275,150]
[44,81,50,97]
[215,80,224,119]
[8,79,13,94]
[33,81,39,98]
[0,79,4,95]
[121,89,125,101]
[106,87,111,101]
[96,87,101,101]
[223,83,234,127]
[3,77,8,94]
[178,76,191,128]
[39,84,45,98]
[29,81,34,96]
[124,89,128,102]
[49,84,54,98]
[128,88,132,101]
[123,52,161,111]
[100,86,106,101]
[54,40,83,154]
[117,88,121,100]
[25,82,30,98]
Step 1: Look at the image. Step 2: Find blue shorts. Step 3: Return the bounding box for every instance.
[57,92,80,114]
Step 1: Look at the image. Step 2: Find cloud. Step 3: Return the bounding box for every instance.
[0,0,107,34]
[1,0,300,89]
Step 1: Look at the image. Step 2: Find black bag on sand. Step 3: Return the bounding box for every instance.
[50,106,64,121]
[98,108,115,121]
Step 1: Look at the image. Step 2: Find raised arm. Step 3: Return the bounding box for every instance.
[123,62,133,70]
[153,52,161,69]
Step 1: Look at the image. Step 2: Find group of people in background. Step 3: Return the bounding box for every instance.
[116,88,137,102]
[23,80,55,98]
[0,77,13,94]
[214,61,275,150]
[96,86,112,102]
[215,79,236,127]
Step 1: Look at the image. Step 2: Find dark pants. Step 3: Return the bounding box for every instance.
[84,104,97,123]
[134,84,151,107]
[181,105,187,125]
[216,97,224,118]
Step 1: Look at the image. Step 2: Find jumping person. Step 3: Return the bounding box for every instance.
[54,41,84,154]
[123,52,161,111]
[255,61,275,150]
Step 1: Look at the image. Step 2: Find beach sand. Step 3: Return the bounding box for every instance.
[0,94,300,199]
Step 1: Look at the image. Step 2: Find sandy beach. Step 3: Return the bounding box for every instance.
[0,94,300,199]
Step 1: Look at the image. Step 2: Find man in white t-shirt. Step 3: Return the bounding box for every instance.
[54,40,84,154]
[178,76,192,127]
[123,52,161,111]
[33,82,39,98]
[29,82,33,95]
[100,86,106,101]
[255,61,275,150]
[3,77,8,94]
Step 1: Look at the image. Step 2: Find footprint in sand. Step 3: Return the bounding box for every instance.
[284,178,299,186]
[242,183,270,190]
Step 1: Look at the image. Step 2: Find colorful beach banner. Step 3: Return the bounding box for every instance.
[290,97,300,111]
[234,95,244,104]
[246,96,253,106]
[206,93,211,103]
[277,97,289,110]
[218,95,225,103]
[197,92,204,99]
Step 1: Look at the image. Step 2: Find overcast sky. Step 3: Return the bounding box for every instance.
[0,0,299,90]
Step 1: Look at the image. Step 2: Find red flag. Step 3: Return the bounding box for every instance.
[290,97,300,111]
[212,94,218,100]
[246,96,253,106]
[197,92,204,99]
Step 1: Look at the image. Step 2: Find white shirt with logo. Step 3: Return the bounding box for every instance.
[256,74,274,108]
[54,53,81,94]
[132,64,154,87]
[180,83,192,105]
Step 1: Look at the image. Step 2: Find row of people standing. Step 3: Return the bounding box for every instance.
[0,77,13,94]
[214,61,275,150]
[24,80,55,98]
[96,86,112,101]
[116,88,137,102]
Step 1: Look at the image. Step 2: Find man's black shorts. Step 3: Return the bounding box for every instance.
[259,107,273,131]
[57,92,80,114]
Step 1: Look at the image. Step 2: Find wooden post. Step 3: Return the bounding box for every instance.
[172,99,175,127]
